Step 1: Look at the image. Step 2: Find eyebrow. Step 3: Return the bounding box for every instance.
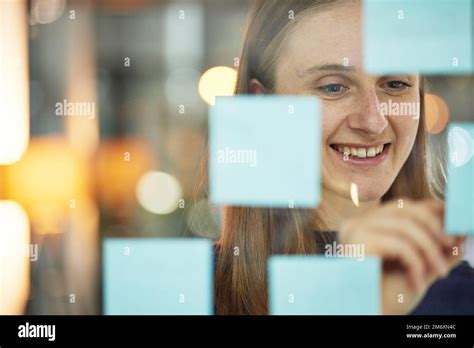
[303,64,357,75]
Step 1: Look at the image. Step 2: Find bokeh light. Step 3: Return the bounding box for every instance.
[0,0,29,165]
[4,137,89,234]
[424,93,450,134]
[0,201,30,314]
[96,138,155,218]
[198,66,237,105]
[30,0,66,25]
[448,126,474,168]
[136,171,183,215]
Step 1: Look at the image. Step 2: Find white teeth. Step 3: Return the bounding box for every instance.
[334,144,387,158]
[357,148,367,158]
[367,147,376,157]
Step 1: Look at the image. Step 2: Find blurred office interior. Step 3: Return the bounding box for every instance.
[0,0,472,314]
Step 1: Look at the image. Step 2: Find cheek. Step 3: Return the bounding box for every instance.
[321,103,349,142]
[390,117,419,156]
[389,90,421,152]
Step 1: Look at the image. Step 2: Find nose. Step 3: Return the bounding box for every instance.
[347,89,388,136]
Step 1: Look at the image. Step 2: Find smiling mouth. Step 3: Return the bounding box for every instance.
[329,143,391,159]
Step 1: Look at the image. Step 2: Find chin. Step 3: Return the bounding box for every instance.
[356,177,398,201]
[328,171,394,197]
[347,181,391,202]
[357,188,387,202]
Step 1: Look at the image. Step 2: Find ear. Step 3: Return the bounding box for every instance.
[248,78,267,95]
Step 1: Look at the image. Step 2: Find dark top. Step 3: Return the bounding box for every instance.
[214,232,474,314]
[412,260,474,315]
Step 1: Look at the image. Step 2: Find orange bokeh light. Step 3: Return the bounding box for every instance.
[95,137,155,218]
[424,94,450,134]
[4,136,89,234]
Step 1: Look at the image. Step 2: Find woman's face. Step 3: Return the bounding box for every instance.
[273,2,420,202]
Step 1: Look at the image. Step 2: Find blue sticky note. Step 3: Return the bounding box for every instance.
[268,256,381,315]
[363,0,473,74]
[445,123,474,235]
[103,238,213,314]
[209,96,321,208]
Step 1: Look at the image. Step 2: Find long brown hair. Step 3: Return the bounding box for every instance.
[211,0,440,315]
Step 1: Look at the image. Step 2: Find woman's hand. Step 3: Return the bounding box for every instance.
[339,198,465,315]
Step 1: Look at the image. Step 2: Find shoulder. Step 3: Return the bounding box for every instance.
[412,261,474,315]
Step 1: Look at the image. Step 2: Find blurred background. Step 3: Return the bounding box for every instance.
[0,0,472,314]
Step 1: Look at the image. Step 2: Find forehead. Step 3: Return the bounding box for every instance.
[279,3,362,71]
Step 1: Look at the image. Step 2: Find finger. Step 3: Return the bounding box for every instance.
[405,200,455,248]
[423,199,457,246]
[374,218,448,277]
[424,198,444,214]
[365,234,426,292]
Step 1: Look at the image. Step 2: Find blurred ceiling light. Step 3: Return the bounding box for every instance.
[198,66,237,105]
[3,137,89,234]
[424,94,450,134]
[30,0,66,25]
[136,171,182,215]
[0,0,29,165]
[0,201,30,314]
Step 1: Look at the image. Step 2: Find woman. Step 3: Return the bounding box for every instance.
[211,0,473,315]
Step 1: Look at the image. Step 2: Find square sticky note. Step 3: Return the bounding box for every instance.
[445,123,474,235]
[103,238,213,315]
[268,256,381,315]
[209,96,321,208]
[363,0,473,74]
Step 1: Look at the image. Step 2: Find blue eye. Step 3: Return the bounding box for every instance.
[317,84,347,96]
[384,80,412,90]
